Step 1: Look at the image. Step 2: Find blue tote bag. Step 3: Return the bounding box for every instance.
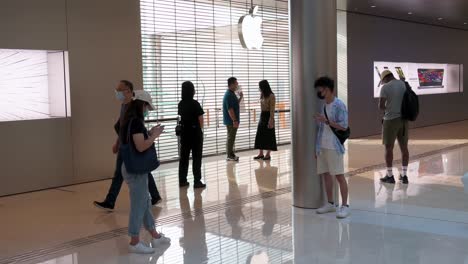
[120,118,160,174]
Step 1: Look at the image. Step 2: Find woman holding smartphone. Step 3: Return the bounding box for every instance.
[254,80,277,160]
[120,90,171,254]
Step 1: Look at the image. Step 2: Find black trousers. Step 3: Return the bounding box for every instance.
[179,128,204,184]
[105,152,161,206]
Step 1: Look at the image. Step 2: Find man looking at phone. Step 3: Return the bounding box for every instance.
[379,70,410,184]
[223,77,244,162]
[93,81,162,211]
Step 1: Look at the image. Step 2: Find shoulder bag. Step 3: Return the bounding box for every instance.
[120,118,160,174]
[324,106,351,145]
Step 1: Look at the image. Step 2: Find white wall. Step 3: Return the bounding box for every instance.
[0,0,143,195]
[347,13,468,138]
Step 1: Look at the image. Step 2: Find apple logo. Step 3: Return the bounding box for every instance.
[238,6,264,50]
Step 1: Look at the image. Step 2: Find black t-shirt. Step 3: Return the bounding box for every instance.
[119,118,148,144]
[178,99,204,129]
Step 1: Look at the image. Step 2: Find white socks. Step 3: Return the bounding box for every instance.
[387,167,393,177]
[388,167,408,176]
[402,166,408,176]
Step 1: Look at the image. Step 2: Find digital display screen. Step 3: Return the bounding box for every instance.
[417,69,444,88]
[373,61,463,97]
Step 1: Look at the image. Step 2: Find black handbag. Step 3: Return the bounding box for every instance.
[175,120,183,136]
[120,119,160,174]
[324,106,350,145]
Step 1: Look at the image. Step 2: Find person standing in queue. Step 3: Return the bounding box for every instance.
[178,81,206,189]
[253,80,277,160]
[93,80,161,212]
[223,77,243,162]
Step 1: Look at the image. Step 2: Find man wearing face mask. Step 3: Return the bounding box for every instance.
[223,77,244,162]
[93,80,162,211]
[314,77,350,219]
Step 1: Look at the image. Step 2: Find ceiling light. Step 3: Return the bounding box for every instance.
[438,17,443,20]
[408,12,413,15]
[371,5,376,8]
[464,22,467,25]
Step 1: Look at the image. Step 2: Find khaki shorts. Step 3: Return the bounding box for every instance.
[317,149,345,176]
[382,118,408,146]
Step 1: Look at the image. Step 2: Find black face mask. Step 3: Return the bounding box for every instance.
[317,91,325,100]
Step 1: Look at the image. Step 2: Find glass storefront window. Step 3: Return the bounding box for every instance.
[140,0,290,161]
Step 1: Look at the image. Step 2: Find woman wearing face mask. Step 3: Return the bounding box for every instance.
[120,90,171,254]
[253,80,277,160]
[178,81,206,189]
[94,81,162,212]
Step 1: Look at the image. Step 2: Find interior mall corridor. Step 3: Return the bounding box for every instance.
[2,121,468,264]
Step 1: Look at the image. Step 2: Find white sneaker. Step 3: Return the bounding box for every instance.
[316,203,337,214]
[129,242,156,254]
[152,233,171,248]
[337,206,351,219]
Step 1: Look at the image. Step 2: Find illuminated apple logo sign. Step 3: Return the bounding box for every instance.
[238,6,264,50]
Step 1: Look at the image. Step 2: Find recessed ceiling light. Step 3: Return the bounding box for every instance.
[371,5,376,8]
[464,22,467,25]
[408,12,413,15]
[438,17,443,20]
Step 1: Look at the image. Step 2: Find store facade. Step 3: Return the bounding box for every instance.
[140,0,291,161]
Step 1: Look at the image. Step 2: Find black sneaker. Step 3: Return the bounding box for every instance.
[152,197,162,206]
[399,175,409,184]
[380,175,396,184]
[179,182,190,188]
[93,201,114,212]
[194,182,207,189]
[226,156,239,162]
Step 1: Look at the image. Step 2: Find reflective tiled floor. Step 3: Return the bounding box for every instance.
[2,121,468,264]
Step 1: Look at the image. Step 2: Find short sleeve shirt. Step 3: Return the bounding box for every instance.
[119,118,148,144]
[380,80,406,120]
[321,100,338,150]
[223,90,240,126]
[178,99,205,129]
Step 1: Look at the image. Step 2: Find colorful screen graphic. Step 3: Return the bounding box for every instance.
[417,69,444,88]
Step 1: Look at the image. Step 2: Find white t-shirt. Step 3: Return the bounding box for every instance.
[321,101,337,150]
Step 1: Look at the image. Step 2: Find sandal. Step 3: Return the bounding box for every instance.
[253,155,265,160]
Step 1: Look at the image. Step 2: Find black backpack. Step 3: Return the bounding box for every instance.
[401,81,419,121]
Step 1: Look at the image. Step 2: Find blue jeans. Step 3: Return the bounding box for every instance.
[105,152,160,206]
[122,163,155,237]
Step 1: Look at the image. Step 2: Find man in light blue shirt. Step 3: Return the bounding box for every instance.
[314,77,350,219]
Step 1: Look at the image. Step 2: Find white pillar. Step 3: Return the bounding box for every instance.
[290,0,337,209]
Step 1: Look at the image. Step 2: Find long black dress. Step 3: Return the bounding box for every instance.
[254,94,277,151]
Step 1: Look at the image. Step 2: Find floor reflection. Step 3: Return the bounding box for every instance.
[6,121,468,264]
[255,161,279,238]
[179,188,208,264]
[225,162,246,239]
